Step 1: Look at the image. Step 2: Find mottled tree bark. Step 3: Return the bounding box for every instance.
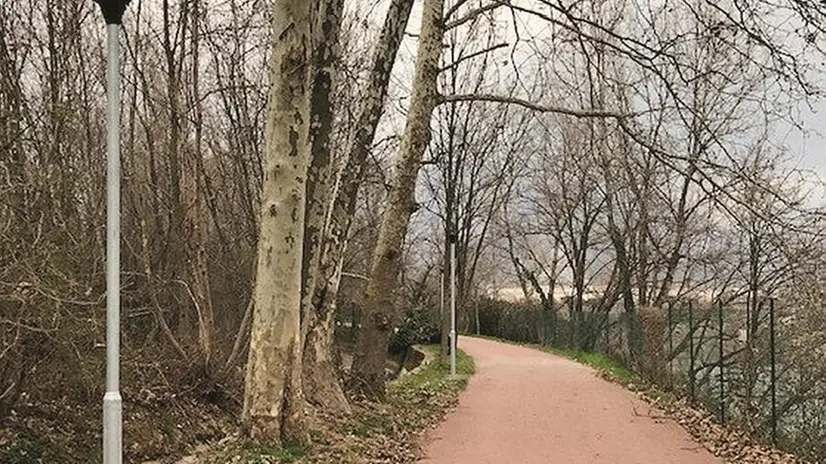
[301,0,349,415]
[351,0,444,398]
[242,0,310,443]
[307,0,415,403]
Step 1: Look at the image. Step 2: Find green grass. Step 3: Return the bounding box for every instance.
[546,346,641,387]
[379,345,475,435]
[391,346,475,393]
[473,334,682,410]
[224,441,306,464]
[330,346,475,460]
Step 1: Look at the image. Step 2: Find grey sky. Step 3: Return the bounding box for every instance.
[787,99,826,182]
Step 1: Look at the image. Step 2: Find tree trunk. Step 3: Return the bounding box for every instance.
[161,0,190,337]
[351,0,444,398]
[304,0,414,402]
[303,275,348,414]
[242,0,310,442]
[183,0,216,375]
[301,0,350,415]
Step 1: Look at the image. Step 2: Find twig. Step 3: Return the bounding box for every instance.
[223,296,253,373]
[341,271,370,281]
[139,219,189,362]
[631,399,672,421]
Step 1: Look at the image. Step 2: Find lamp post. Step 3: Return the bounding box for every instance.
[448,229,457,377]
[439,266,444,331]
[92,1,130,462]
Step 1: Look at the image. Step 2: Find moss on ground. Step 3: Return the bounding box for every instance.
[230,441,306,464]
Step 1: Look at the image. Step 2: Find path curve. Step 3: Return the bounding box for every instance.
[419,337,722,464]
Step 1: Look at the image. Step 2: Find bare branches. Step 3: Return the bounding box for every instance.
[439,93,630,119]
[443,0,473,21]
[223,295,253,373]
[444,0,510,30]
[439,42,509,72]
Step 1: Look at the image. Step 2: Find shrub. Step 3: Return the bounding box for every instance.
[477,297,542,343]
[389,303,440,356]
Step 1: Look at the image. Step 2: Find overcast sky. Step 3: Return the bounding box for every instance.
[786,99,826,192]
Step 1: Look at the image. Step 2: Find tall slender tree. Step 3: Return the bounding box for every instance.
[300,0,348,414]
[351,0,446,397]
[242,0,311,442]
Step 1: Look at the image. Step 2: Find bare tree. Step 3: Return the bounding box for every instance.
[304,0,416,405]
[351,0,446,397]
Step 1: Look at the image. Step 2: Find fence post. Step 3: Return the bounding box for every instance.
[718,299,726,426]
[770,297,777,446]
[688,301,695,403]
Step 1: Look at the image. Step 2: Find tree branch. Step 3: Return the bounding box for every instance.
[445,0,510,30]
[223,295,253,373]
[341,271,370,281]
[444,0,471,21]
[439,43,509,73]
[439,93,629,119]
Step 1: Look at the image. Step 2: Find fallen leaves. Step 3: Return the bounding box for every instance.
[195,352,470,464]
[600,367,807,464]
[660,399,803,464]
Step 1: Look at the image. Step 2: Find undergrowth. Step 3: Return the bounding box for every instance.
[211,346,475,464]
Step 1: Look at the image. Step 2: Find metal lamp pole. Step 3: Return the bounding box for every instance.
[449,231,457,377]
[93,1,129,462]
[439,267,445,329]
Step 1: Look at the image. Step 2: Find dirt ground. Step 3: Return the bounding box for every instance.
[419,337,723,464]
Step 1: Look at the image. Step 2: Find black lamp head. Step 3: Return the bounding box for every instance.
[93,0,131,24]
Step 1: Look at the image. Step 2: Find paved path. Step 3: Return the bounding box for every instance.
[419,337,722,464]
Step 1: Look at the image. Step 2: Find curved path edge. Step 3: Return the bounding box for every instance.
[418,337,722,464]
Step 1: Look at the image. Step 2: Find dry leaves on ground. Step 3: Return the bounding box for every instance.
[597,368,806,464]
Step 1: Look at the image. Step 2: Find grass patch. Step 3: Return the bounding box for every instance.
[537,345,679,406]
[390,347,475,394]
[0,434,77,464]
[336,347,475,444]
[231,441,306,464]
[546,346,641,387]
[473,334,683,410]
[0,425,98,464]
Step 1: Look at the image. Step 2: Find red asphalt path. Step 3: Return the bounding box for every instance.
[419,337,722,464]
